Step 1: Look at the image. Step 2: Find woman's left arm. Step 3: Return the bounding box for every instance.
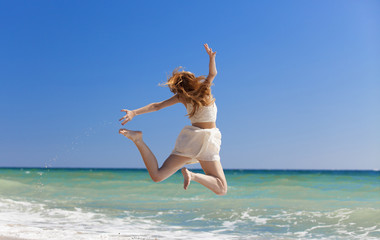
[119,95,180,125]
[204,43,217,84]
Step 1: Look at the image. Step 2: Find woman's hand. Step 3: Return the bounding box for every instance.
[119,109,136,125]
[204,43,216,58]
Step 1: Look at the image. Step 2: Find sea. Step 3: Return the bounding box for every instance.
[0,168,379,240]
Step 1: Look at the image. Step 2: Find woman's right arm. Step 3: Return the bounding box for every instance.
[204,43,217,84]
[119,94,180,125]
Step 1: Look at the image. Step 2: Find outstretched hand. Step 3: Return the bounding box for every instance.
[204,43,216,58]
[119,109,136,125]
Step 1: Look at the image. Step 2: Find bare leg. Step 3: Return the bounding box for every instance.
[181,160,228,195]
[119,129,191,182]
[181,167,192,190]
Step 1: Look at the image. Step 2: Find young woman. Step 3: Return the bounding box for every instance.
[119,44,227,195]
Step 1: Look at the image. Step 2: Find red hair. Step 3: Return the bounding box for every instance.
[164,67,214,117]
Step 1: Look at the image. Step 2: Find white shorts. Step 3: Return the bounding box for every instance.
[171,125,222,164]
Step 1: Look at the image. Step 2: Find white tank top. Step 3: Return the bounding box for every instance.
[186,102,217,124]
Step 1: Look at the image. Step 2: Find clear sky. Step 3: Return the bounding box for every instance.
[1,0,379,170]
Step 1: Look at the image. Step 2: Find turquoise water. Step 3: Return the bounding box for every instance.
[0,168,379,239]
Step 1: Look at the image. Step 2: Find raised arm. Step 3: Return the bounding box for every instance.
[119,94,180,125]
[204,43,217,84]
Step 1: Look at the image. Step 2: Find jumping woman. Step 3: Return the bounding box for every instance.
[119,44,227,195]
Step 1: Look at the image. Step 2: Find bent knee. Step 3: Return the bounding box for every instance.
[151,176,164,183]
[215,185,228,196]
[150,174,164,183]
[152,178,161,183]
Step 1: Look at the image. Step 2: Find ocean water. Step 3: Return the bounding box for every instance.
[0,168,379,240]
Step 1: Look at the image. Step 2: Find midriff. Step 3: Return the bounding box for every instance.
[192,122,216,129]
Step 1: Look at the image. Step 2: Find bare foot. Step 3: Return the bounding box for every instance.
[181,167,192,190]
[119,129,143,142]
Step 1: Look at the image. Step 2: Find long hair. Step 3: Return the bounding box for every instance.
[164,67,214,118]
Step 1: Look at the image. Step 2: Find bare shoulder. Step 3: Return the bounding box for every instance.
[205,95,215,106]
[176,94,187,107]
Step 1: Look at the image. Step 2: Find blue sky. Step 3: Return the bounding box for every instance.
[0,0,379,169]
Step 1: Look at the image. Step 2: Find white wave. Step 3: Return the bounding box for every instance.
[240,210,269,225]
[1,197,379,240]
[0,198,238,240]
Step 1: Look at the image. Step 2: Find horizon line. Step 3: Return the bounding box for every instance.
[0,167,378,171]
